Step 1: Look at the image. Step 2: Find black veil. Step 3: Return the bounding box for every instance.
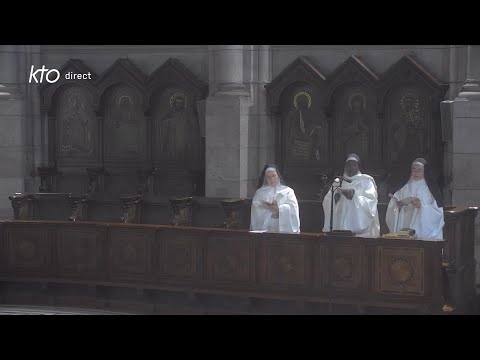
[395,158,444,208]
[256,164,286,189]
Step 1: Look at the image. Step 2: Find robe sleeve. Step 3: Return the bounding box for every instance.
[278,189,300,233]
[250,190,269,230]
[322,187,333,232]
[415,192,445,239]
[346,178,379,234]
[385,189,402,233]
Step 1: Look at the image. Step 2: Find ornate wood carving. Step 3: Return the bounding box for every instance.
[377,55,448,198]
[109,228,153,280]
[8,194,35,220]
[157,231,201,281]
[120,195,143,224]
[57,228,100,275]
[262,238,312,287]
[41,60,98,168]
[220,198,245,229]
[169,196,193,226]
[102,84,147,165]
[328,243,365,290]
[266,55,448,201]
[207,235,253,283]
[148,59,208,186]
[265,57,330,200]
[68,194,89,221]
[40,57,208,198]
[38,167,60,193]
[327,56,380,170]
[86,167,105,193]
[136,168,154,195]
[6,228,49,271]
[0,221,454,313]
[376,246,424,296]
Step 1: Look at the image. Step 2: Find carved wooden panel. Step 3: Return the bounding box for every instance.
[378,55,447,197]
[157,230,202,280]
[207,235,254,283]
[328,243,365,290]
[327,55,380,170]
[314,244,328,289]
[262,238,312,287]
[385,86,432,165]
[280,82,329,165]
[376,246,424,296]
[266,57,329,200]
[109,228,153,279]
[56,227,104,276]
[6,228,50,272]
[55,85,97,165]
[152,87,202,169]
[331,85,378,169]
[103,84,147,164]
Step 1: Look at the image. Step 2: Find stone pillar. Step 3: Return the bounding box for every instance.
[450,45,480,285]
[213,45,248,96]
[0,46,23,219]
[256,45,275,176]
[205,45,273,199]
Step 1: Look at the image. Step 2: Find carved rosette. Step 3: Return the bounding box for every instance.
[389,257,414,284]
[220,198,245,229]
[169,196,193,226]
[334,256,354,281]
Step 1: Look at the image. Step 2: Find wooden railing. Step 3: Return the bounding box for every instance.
[0,220,447,314]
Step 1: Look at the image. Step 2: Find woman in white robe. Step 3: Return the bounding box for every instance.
[322,154,380,237]
[250,165,300,233]
[385,158,444,239]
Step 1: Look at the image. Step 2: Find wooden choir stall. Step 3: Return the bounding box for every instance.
[2,55,478,314]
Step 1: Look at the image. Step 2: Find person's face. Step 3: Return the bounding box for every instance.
[174,98,184,111]
[265,170,279,186]
[411,164,424,181]
[344,160,359,177]
[297,96,308,110]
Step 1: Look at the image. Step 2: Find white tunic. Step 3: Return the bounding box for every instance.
[385,178,444,239]
[322,173,380,237]
[250,184,300,233]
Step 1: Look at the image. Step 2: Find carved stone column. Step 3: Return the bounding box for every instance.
[212,45,248,96]
[169,196,193,226]
[450,45,480,287]
[206,45,267,199]
[221,198,245,229]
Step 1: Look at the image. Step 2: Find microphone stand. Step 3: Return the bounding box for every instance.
[327,177,353,237]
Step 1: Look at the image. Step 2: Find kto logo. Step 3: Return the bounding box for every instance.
[28,65,60,84]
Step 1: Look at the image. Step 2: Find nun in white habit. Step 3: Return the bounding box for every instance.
[386,158,444,239]
[322,154,380,237]
[250,164,300,233]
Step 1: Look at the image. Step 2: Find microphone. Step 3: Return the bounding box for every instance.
[334,175,352,183]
